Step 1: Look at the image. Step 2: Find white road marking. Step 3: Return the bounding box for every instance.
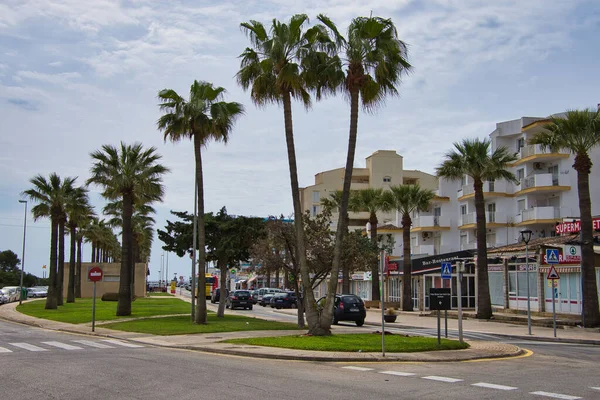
[0,347,13,353]
[100,339,144,348]
[42,341,83,350]
[342,366,374,372]
[530,391,581,400]
[591,387,600,391]
[72,340,115,349]
[9,343,48,352]
[472,382,518,391]
[379,371,416,377]
[422,376,463,383]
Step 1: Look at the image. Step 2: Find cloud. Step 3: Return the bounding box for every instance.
[6,98,38,111]
[15,70,81,85]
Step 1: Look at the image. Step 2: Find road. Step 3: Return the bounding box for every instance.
[3,300,599,400]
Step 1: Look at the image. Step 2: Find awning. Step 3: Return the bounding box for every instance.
[248,276,257,283]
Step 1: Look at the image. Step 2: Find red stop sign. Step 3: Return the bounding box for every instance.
[88,267,103,282]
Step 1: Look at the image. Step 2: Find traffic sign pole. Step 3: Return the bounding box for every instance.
[552,279,557,338]
[92,281,97,332]
[88,266,103,332]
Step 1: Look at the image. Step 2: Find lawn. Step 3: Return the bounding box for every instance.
[101,314,302,335]
[224,333,469,352]
[17,297,191,324]
[148,292,173,297]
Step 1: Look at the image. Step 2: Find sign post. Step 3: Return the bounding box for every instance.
[430,288,451,346]
[440,262,452,338]
[88,266,103,332]
[380,250,386,357]
[456,261,465,344]
[547,265,560,338]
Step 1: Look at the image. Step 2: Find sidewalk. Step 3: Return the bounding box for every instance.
[0,296,596,362]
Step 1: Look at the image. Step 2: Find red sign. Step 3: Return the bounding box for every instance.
[88,267,103,282]
[555,218,600,235]
[547,266,560,280]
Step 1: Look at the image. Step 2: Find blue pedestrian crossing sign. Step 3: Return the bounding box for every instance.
[441,262,452,280]
[546,249,560,264]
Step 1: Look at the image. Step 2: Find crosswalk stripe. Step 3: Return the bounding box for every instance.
[530,391,581,400]
[9,343,48,352]
[472,382,518,391]
[42,341,83,350]
[591,387,600,391]
[72,340,115,349]
[379,371,416,377]
[100,339,144,348]
[0,347,13,353]
[342,366,374,372]
[422,376,463,383]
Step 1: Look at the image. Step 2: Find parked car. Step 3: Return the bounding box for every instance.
[211,288,228,304]
[317,294,366,326]
[226,290,253,310]
[249,290,259,304]
[2,287,20,302]
[0,289,9,304]
[269,292,297,309]
[256,287,282,303]
[27,287,47,298]
[259,293,277,307]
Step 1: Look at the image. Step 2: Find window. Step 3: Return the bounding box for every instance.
[383,176,392,183]
[103,275,119,282]
[488,179,495,192]
[517,137,525,151]
[516,168,525,181]
[487,203,496,222]
[460,205,467,215]
[311,205,320,216]
[460,175,466,186]
[312,191,320,203]
[517,199,526,213]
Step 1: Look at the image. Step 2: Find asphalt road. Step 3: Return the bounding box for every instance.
[1,317,599,400]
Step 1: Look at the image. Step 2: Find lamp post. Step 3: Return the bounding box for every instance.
[18,200,27,305]
[520,229,533,335]
[456,260,465,344]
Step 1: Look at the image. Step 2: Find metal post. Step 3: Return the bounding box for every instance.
[380,250,385,357]
[526,242,532,335]
[457,261,464,344]
[444,309,448,338]
[18,200,27,305]
[437,309,441,346]
[166,252,169,286]
[191,178,198,320]
[552,279,557,338]
[92,282,97,332]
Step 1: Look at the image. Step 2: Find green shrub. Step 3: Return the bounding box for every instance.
[101,292,119,301]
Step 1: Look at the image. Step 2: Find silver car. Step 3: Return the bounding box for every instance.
[0,289,9,304]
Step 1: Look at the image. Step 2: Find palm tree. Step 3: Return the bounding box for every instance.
[157,81,243,324]
[316,14,412,304]
[436,138,517,319]
[65,186,93,303]
[382,185,435,311]
[349,187,388,301]
[87,142,168,316]
[22,174,78,309]
[320,190,352,292]
[529,108,600,327]
[237,15,338,336]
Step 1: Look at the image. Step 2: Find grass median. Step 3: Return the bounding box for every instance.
[224,334,469,352]
[17,297,191,324]
[101,314,302,335]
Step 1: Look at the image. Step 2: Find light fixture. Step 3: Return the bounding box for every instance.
[520,229,532,244]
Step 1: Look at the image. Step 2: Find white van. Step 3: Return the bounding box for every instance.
[256,287,282,302]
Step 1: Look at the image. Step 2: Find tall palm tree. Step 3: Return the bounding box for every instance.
[316,13,412,306]
[157,81,243,324]
[22,174,78,309]
[87,142,168,316]
[237,15,337,336]
[321,190,352,292]
[65,186,93,303]
[436,138,517,319]
[382,185,435,311]
[349,187,388,301]
[529,108,600,327]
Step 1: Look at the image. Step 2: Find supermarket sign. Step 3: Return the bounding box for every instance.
[541,245,581,265]
[555,218,600,235]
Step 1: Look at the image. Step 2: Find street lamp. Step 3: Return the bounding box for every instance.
[18,200,28,305]
[520,229,533,335]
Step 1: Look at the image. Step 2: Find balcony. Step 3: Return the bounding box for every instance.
[457,180,511,200]
[514,144,569,166]
[412,244,453,256]
[514,173,570,195]
[515,206,562,225]
[432,189,451,202]
[459,212,507,229]
[411,215,451,232]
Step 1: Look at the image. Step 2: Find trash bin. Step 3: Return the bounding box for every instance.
[21,287,27,300]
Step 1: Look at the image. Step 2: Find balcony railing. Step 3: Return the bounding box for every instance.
[458,180,511,198]
[517,173,559,191]
[413,215,450,228]
[460,212,507,226]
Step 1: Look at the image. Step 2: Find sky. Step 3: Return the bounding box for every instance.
[1,0,599,283]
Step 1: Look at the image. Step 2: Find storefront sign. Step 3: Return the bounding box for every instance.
[555,218,600,235]
[541,245,581,265]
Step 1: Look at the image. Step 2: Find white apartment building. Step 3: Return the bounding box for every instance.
[411,114,600,255]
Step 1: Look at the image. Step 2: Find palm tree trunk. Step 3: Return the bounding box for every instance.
[75,236,82,298]
[117,192,133,316]
[91,243,95,263]
[67,224,76,303]
[194,133,207,324]
[370,213,380,302]
[57,219,65,306]
[332,88,359,297]
[402,213,413,311]
[131,234,137,301]
[574,153,600,327]
[275,268,280,289]
[45,217,59,309]
[474,179,492,319]
[281,91,323,334]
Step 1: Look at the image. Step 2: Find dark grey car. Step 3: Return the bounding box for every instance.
[226,290,253,310]
[317,294,366,326]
